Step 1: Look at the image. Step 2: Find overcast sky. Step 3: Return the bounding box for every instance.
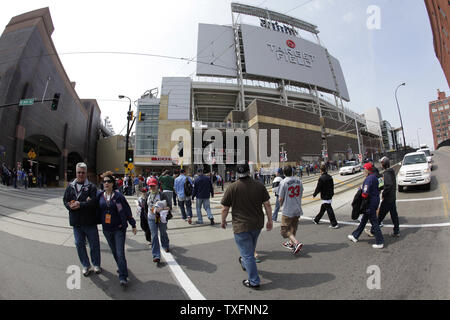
[1,0,448,150]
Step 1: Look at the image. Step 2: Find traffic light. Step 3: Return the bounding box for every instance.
[126,149,134,163]
[51,93,60,111]
[124,161,129,168]
[127,111,133,121]
[138,111,146,121]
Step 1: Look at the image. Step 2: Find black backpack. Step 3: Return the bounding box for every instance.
[184,177,193,197]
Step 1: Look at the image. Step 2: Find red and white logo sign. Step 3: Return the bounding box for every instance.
[286,40,296,49]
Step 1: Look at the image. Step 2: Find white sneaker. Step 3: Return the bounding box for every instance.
[329,224,339,229]
[93,266,102,274]
[372,244,384,249]
[364,228,374,237]
[82,266,92,277]
[347,235,358,243]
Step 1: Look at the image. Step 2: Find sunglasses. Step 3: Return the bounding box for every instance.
[103,180,113,183]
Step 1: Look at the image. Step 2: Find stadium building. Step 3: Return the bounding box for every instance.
[133,3,382,176]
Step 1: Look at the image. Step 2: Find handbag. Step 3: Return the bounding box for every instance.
[166,210,173,220]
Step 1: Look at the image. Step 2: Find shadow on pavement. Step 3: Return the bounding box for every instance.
[89,268,186,300]
[258,270,335,291]
[169,246,218,274]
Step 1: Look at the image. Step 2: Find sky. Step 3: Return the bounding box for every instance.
[0,0,448,150]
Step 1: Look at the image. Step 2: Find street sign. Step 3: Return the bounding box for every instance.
[19,99,35,106]
[28,149,36,159]
[358,154,363,162]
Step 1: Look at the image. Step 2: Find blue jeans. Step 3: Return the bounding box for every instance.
[73,225,101,268]
[148,219,169,259]
[234,229,261,286]
[272,195,280,221]
[352,208,384,245]
[196,198,214,222]
[178,198,193,220]
[103,229,128,281]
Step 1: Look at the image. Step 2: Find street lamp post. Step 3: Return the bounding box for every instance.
[119,95,132,167]
[395,83,407,155]
[417,128,422,148]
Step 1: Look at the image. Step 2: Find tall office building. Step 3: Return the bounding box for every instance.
[425,0,450,87]
[429,90,450,149]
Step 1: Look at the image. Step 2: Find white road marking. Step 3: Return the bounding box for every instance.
[301,216,450,228]
[396,197,443,202]
[161,243,206,300]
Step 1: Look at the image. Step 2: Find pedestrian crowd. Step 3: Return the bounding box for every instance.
[61,156,400,289]
[1,162,46,189]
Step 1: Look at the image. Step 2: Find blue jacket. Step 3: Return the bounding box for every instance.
[174,174,193,199]
[361,173,380,210]
[193,175,214,199]
[97,190,136,231]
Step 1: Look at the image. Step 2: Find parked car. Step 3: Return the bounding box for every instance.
[397,152,431,191]
[339,161,361,175]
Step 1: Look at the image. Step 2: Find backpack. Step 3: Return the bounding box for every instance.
[184,177,193,197]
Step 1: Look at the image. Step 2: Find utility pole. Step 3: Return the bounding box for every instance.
[119,95,134,173]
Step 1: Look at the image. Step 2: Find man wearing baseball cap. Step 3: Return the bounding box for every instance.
[221,162,273,289]
[348,162,385,249]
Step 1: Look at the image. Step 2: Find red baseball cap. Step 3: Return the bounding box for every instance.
[147,178,158,186]
[363,163,373,171]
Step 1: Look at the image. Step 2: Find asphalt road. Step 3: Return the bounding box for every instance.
[0,149,449,300]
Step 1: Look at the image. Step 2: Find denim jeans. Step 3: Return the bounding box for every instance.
[352,208,384,245]
[234,229,261,286]
[196,198,214,222]
[272,195,280,221]
[371,201,400,235]
[178,198,193,220]
[148,219,169,259]
[73,225,101,268]
[103,229,128,281]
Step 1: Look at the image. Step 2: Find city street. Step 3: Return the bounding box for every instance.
[0,149,449,300]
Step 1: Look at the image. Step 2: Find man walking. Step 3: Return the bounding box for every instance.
[278,165,304,254]
[174,169,193,224]
[312,163,339,228]
[63,162,101,276]
[366,156,400,237]
[271,168,284,222]
[221,162,272,289]
[192,168,215,225]
[348,162,384,249]
[159,169,175,208]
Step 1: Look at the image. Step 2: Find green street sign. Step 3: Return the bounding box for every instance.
[19,99,35,106]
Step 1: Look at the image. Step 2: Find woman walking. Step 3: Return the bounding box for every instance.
[98,171,137,286]
[144,178,172,263]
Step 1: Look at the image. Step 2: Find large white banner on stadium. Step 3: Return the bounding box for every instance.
[196,23,349,101]
[241,24,349,101]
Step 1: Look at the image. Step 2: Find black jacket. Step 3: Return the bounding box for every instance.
[313,173,334,200]
[381,168,396,203]
[351,189,363,220]
[63,179,99,227]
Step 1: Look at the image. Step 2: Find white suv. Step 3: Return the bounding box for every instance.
[416,148,433,169]
[397,152,432,192]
